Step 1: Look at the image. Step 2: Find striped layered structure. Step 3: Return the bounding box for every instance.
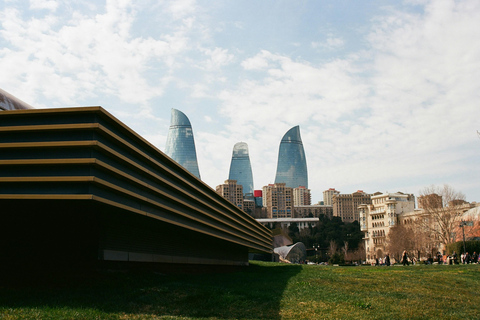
[0,107,272,269]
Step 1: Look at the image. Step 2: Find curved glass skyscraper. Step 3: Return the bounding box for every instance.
[228,142,254,195]
[0,88,34,111]
[274,126,308,188]
[165,109,201,179]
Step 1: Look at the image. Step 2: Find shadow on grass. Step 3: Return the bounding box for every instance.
[0,262,302,319]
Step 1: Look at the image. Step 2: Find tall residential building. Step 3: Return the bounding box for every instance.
[164,109,201,179]
[263,183,293,219]
[332,190,372,222]
[323,188,340,206]
[274,126,308,189]
[359,192,416,262]
[216,180,244,210]
[293,186,311,206]
[228,142,254,195]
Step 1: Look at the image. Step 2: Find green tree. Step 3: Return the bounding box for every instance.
[288,222,300,239]
[289,215,363,262]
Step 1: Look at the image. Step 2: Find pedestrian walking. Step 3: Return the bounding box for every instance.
[402,250,409,266]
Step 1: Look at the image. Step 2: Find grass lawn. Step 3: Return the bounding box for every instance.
[1,261,479,319]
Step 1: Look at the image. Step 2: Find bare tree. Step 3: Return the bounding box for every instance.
[350,243,366,263]
[342,241,350,261]
[386,222,414,262]
[411,218,436,259]
[328,240,338,256]
[418,184,466,247]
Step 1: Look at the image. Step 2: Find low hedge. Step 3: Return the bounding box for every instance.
[446,240,480,254]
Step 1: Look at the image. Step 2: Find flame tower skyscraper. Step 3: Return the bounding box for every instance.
[165,109,201,179]
[228,142,254,195]
[274,126,308,188]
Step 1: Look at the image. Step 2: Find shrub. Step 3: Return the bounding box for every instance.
[447,240,480,254]
[328,252,345,265]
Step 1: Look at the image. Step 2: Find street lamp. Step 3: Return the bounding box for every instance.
[313,244,320,263]
[459,220,473,255]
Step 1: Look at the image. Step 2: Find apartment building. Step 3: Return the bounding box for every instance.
[263,183,293,218]
[216,180,244,210]
[332,190,372,222]
[293,186,311,206]
[323,188,340,206]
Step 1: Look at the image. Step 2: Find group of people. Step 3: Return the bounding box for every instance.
[373,250,480,266]
[374,251,416,266]
[435,251,479,264]
[375,254,392,266]
[460,251,478,264]
[404,251,479,265]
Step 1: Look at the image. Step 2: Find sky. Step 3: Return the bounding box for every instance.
[1,0,479,204]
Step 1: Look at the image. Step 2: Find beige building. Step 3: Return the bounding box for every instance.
[215,180,255,216]
[332,190,372,222]
[417,193,443,209]
[293,186,311,206]
[361,192,480,263]
[216,179,245,210]
[323,188,340,206]
[359,192,415,262]
[263,183,293,218]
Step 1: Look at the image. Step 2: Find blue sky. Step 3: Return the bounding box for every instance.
[1,0,479,203]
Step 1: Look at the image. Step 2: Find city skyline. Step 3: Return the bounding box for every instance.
[0,1,479,203]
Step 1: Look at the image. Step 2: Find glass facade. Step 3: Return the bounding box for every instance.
[164,109,201,179]
[274,125,308,188]
[228,142,254,195]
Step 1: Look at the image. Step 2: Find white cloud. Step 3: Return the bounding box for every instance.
[29,0,59,11]
[223,51,367,129]
[312,34,345,50]
[0,1,195,109]
[198,47,234,71]
[241,50,271,70]
[191,83,209,98]
[167,0,197,20]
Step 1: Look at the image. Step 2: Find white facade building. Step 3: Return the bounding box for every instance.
[359,192,415,262]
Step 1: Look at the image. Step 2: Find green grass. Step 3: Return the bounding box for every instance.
[1,262,480,319]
